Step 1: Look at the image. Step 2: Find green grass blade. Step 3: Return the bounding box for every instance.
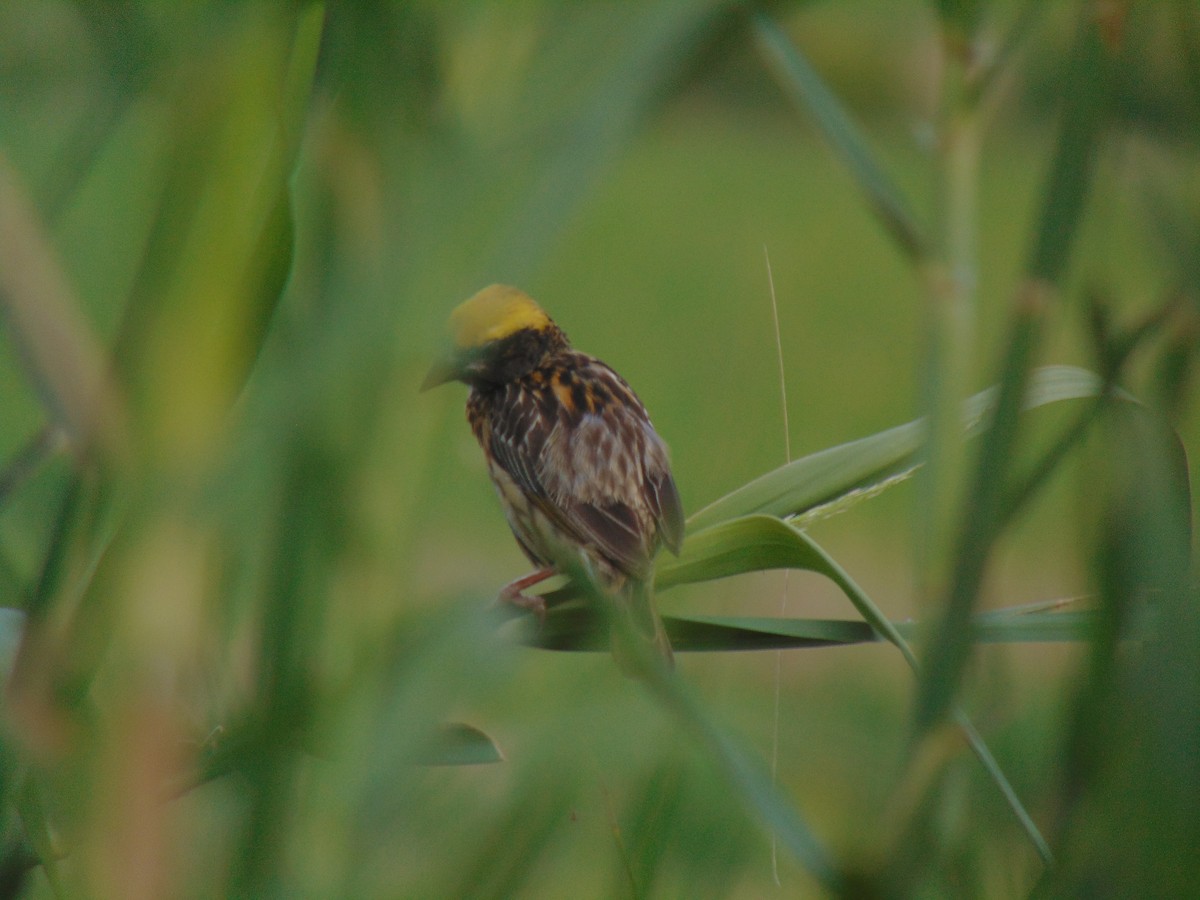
[659,514,830,588]
[952,708,1054,865]
[666,514,912,657]
[972,0,1049,105]
[752,12,927,261]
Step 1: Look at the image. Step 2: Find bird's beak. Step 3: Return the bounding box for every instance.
[420,350,462,391]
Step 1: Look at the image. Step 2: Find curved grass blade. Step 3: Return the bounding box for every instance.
[533,514,916,659]
[662,513,909,657]
[665,515,1051,859]
[685,518,1052,861]
[528,515,1052,861]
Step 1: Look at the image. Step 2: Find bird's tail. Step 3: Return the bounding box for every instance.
[611,578,674,675]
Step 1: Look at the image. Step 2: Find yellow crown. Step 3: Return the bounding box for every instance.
[449,285,552,349]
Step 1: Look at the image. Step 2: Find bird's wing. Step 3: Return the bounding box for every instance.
[645,453,684,557]
[542,359,682,579]
[483,357,682,581]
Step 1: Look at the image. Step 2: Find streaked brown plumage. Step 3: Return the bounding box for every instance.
[423,285,684,667]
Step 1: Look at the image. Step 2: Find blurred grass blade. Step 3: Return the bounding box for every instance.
[753,12,927,261]
[488,0,747,281]
[687,365,1104,532]
[916,289,1040,732]
[0,154,126,463]
[918,7,1121,734]
[933,0,981,33]
[974,595,1087,619]
[638,655,844,890]
[973,0,1049,104]
[112,7,320,464]
[0,426,65,511]
[1180,0,1200,118]
[1026,7,1116,285]
[15,776,63,896]
[952,707,1052,864]
[418,723,504,766]
[0,608,26,679]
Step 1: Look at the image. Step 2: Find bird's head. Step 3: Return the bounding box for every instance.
[422,285,568,390]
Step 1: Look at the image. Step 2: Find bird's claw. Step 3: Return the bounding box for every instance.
[498,587,547,624]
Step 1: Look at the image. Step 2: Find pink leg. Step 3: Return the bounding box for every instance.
[498,567,555,620]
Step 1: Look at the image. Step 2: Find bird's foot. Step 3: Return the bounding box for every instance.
[499,589,547,623]
[497,568,555,623]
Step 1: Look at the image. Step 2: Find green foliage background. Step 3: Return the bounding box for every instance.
[0,1,1197,896]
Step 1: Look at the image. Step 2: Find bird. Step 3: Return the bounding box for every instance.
[422,284,684,669]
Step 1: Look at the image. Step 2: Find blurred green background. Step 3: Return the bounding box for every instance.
[0,1,1197,897]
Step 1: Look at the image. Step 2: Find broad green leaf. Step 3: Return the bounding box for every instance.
[659,514,831,588]
[687,365,1104,532]
[529,608,1097,654]
[537,513,1048,861]
[658,514,905,650]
